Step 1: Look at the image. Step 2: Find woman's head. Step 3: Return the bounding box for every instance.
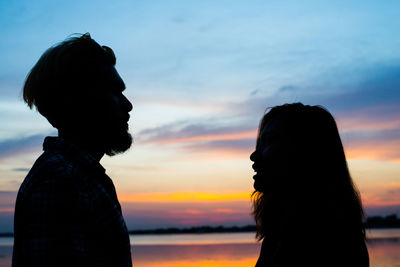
[250,103,365,240]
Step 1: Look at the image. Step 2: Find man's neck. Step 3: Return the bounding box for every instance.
[58,131,104,161]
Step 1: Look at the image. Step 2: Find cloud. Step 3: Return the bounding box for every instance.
[137,61,400,161]
[336,109,400,133]
[182,139,255,156]
[212,63,400,160]
[117,191,254,229]
[0,134,47,159]
[220,62,400,119]
[123,210,252,230]
[338,125,400,161]
[362,183,400,208]
[249,89,259,96]
[345,143,400,162]
[279,85,297,92]
[335,64,400,109]
[11,168,30,172]
[136,118,257,158]
[119,191,251,203]
[131,61,400,163]
[138,120,256,145]
[121,199,253,230]
[342,128,400,145]
[0,191,17,208]
[119,188,400,229]
[0,211,14,232]
[286,63,400,125]
[0,191,16,232]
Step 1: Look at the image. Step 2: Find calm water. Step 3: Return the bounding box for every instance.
[0,229,399,266]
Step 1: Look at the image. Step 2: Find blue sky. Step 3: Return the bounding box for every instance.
[0,0,400,232]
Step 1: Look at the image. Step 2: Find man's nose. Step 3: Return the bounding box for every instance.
[124,95,133,112]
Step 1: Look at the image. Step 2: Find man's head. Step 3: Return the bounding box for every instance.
[23,33,133,156]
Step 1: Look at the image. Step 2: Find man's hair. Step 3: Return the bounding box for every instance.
[23,33,116,129]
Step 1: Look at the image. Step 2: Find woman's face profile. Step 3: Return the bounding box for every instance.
[250,115,290,193]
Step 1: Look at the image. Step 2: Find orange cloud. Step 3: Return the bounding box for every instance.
[119,196,254,228]
[362,196,400,207]
[173,209,204,215]
[337,109,400,132]
[361,182,400,207]
[345,140,400,162]
[0,207,14,213]
[214,209,235,214]
[119,192,251,203]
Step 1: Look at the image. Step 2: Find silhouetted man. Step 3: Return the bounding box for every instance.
[12,33,133,267]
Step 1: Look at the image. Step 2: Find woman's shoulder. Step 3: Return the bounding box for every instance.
[256,230,369,267]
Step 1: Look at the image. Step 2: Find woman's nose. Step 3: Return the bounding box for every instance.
[250,150,257,162]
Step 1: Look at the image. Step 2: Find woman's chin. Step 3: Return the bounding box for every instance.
[253,180,264,192]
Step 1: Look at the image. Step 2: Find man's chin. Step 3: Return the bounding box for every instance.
[104,131,133,156]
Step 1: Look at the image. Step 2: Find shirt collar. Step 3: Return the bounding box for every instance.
[43,136,106,173]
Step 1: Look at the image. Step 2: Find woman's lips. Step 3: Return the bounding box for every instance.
[253,170,263,178]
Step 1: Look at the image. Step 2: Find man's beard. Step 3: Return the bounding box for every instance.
[103,126,133,156]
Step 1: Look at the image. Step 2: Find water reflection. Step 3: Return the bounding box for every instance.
[130,232,256,245]
[132,243,260,267]
[0,232,400,266]
[131,242,400,267]
[368,240,400,267]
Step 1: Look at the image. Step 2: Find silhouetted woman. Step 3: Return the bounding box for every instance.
[250,103,369,267]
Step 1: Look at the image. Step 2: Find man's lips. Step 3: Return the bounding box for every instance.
[122,114,130,123]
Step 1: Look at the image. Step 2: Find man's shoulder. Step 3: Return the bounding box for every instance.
[30,150,76,179]
[17,151,66,196]
[17,149,92,201]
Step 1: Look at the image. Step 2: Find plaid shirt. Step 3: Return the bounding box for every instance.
[12,137,132,267]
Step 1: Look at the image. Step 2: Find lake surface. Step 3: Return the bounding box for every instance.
[0,229,399,266]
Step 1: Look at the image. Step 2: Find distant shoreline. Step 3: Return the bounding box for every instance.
[0,227,399,238]
[130,225,257,235]
[0,225,256,237]
[1,215,400,238]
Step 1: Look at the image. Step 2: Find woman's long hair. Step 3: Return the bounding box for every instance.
[252,103,365,242]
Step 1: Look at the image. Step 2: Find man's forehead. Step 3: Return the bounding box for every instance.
[90,65,125,89]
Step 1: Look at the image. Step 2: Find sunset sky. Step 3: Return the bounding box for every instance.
[0,0,400,232]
